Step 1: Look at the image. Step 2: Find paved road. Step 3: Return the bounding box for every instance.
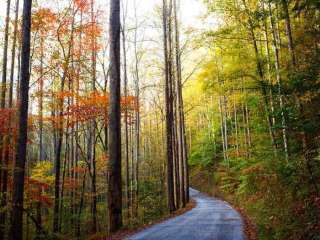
[127,189,245,240]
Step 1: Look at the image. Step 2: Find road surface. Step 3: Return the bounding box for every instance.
[127,189,245,240]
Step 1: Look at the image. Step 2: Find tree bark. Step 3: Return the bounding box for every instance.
[269,2,289,161]
[121,1,130,220]
[133,5,141,216]
[108,0,122,232]
[90,0,98,232]
[163,0,176,213]
[281,0,296,66]
[10,1,32,240]
[1,0,11,108]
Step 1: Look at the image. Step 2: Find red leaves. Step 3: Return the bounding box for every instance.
[25,177,53,207]
[0,108,17,135]
[25,177,50,191]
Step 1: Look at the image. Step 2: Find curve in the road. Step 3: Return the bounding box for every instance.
[127,189,245,240]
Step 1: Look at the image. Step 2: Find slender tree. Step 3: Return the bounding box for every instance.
[1,0,11,109]
[121,0,130,220]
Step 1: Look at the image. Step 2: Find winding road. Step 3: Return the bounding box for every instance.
[127,189,245,240]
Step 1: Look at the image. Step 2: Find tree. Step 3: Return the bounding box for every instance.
[10,0,33,239]
[0,4,11,236]
[107,0,122,233]
[162,0,176,213]
[0,1,20,238]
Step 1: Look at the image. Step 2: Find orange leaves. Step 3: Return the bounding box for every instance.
[121,96,140,113]
[38,90,140,131]
[74,0,90,12]
[81,22,103,52]
[32,8,57,33]
[64,91,109,126]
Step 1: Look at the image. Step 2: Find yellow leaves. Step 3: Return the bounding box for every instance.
[30,161,55,186]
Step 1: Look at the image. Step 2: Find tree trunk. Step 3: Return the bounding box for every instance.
[121,3,130,220]
[173,0,187,207]
[162,0,175,213]
[281,0,296,66]
[1,0,11,108]
[39,39,45,162]
[10,1,32,239]
[0,4,11,231]
[262,2,278,155]
[0,1,19,238]
[133,16,140,217]
[90,0,98,232]
[269,2,289,161]
[108,0,122,232]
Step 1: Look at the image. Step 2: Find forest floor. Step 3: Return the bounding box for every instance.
[123,189,245,240]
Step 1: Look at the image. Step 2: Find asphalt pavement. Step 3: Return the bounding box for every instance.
[127,188,245,240]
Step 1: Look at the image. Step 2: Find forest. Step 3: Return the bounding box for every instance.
[0,0,319,239]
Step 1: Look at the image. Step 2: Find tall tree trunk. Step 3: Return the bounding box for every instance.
[9,0,20,106]
[133,4,141,216]
[0,4,11,228]
[233,99,240,157]
[108,0,122,232]
[36,38,44,234]
[90,0,98,232]
[281,0,296,66]
[53,5,76,232]
[121,0,130,220]
[1,0,11,108]
[162,0,175,213]
[53,85,64,233]
[10,1,32,239]
[262,2,278,155]
[39,39,45,162]
[76,171,87,240]
[173,0,187,207]
[269,2,289,161]
[219,96,227,162]
[0,1,19,238]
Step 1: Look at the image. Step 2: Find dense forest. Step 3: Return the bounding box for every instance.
[0,0,319,239]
